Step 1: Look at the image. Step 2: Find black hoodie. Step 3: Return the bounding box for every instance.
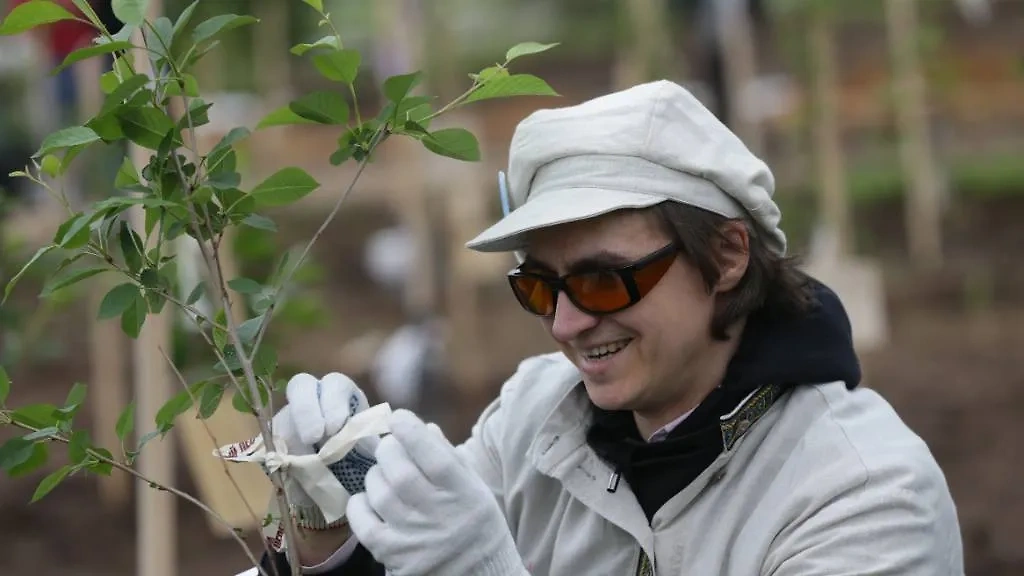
[260,278,861,573]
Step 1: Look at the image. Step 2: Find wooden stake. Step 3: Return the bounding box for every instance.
[128,2,177,573]
[716,0,765,155]
[809,6,852,255]
[884,0,944,267]
[72,43,131,509]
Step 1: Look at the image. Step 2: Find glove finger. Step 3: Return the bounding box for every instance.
[346,492,389,557]
[372,434,421,507]
[386,409,459,487]
[285,373,325,446]
[363,464,406,522]
[320,372,363,437]
[270,406,313,457]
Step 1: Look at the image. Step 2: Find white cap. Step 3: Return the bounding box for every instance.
[465,80,786,256]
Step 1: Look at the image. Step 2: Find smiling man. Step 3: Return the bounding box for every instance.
[253,80,964,576]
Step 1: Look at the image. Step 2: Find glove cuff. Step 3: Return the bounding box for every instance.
[291,503,347,531]
[472,539,529,576]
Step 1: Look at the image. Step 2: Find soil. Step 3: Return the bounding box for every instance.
[2,181,1023,574]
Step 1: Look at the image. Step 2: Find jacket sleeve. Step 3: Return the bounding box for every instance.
[761,457,964,575]
[261,543,385,575]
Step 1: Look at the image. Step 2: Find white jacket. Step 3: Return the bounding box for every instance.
[455,352,964,575]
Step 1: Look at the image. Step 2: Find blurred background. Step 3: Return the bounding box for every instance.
[1,0,1022,574]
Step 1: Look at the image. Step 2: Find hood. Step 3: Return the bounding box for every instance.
[586,277,862,521]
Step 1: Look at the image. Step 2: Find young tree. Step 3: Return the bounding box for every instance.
[0,1,559,574]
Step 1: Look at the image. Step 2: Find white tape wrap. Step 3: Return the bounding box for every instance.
[213,402,392,549]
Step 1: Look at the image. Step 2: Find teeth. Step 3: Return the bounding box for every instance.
[584,339,630,359]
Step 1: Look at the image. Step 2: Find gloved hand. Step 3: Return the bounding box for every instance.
[346,409,527,576]
[270,372,379,530]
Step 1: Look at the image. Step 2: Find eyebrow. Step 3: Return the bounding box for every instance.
[522,250,639,275]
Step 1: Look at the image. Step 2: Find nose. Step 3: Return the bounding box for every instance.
[548,291,599,343]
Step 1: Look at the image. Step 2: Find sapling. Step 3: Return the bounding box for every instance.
[0,1,559,574]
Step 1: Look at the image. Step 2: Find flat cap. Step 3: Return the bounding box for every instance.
[466,80,786,256]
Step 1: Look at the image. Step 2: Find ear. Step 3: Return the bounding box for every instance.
[713,221,750,293]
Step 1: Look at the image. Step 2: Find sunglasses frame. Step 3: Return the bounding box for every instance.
[507,242,679,317]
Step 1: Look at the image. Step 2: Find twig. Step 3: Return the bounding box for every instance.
[249,128,386,360]
[2,416,267,575]
[157,345,276,571]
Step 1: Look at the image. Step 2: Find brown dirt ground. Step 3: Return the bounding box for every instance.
[2,185,1023,575]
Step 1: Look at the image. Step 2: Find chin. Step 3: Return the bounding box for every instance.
[582,376,638,412]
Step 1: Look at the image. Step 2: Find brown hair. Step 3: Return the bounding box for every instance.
[651,202,816,340]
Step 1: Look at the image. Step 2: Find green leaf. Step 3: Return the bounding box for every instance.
[197,381,225,419]
[64,382,87,412]
[250,167,319,207]
[121,292,147,338]
[208,127,250,163]
[54,212,92,249]
[54,42,132,74]
[101,73,149,113]
[34,126,100,158]
[384,72,422,103]
[116,401,135,442]
[114,156,142,190]
[312,49,360,84]
[228,277,262,294]
[504,41,559,63]
[87,447,114,476]
[422,128,481,162]
[231,388,254,414]
[237,315,263,345]
[8,442,48,477]
[300,0,324,13]
[253,344,277,378]
[117,107,179,150]
[466,74,559,104]
[0,366,9,405]
[99,283,140,320]
[155,389,193,433]
[10,404,60,429]
[185,282,205,306]
[71,0,106,31]
[212,308,228,350]
[23,426,59,442]
[255,105,317,130]
[241,214,277,232]
[289,91,349,125]
[68,430,89,464]
[119,221,144,274]
[291,35,339,56]
[0,437,34,471]
[112,0,150,25]
[41,266,108,298]
[39,154,61,177]
[170,0,200,56]
[192,14,258,46]
[31,465,71,502]
[0,1,76,35]
[164,74,200,98]
[3,245,57,305]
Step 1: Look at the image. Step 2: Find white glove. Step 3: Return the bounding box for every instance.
[270,372,380,529]
[346,409,527,576]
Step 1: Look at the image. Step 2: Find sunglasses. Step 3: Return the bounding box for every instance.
[508,243,679,317]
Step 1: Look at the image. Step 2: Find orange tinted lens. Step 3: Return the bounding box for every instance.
[512,276,554,315]
[632,251,675,296]
[566,271,631,312]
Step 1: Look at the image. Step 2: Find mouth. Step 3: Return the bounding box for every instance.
[581,338,633,361]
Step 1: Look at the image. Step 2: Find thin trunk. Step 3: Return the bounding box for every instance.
[809,7,851,256]
[885,0,943,267]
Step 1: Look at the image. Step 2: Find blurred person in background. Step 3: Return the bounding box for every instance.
[243,80,963,575]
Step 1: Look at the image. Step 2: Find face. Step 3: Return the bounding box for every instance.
[520,209,747,422]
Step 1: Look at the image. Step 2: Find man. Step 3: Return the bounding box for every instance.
[250,80,964,575]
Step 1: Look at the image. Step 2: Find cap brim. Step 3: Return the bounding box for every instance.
[465,187,664,253]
